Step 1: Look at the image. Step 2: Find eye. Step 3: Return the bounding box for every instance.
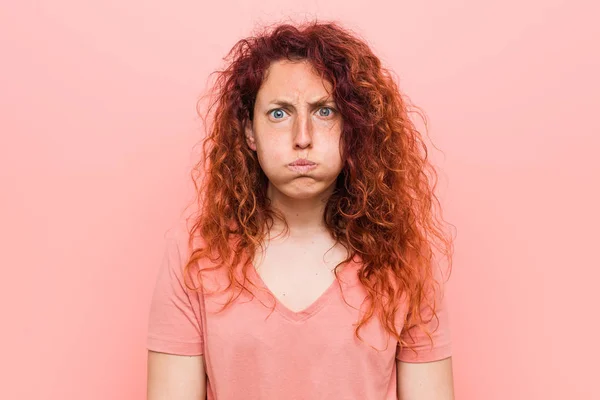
[318,107,335,117]
[268,107,337,120]
[269,109,287,119]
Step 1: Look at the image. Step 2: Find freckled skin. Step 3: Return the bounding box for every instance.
[244,59,344,205]
[243,59,348,314]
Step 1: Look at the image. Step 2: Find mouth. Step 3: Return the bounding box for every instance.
[289,162,316,166]
[287,162,317,173]
[289,159,316,166]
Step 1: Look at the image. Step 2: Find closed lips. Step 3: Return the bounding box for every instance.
[290,160,316,166]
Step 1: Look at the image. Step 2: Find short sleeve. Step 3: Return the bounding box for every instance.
[396,277,452,363]
[146,228,204,356]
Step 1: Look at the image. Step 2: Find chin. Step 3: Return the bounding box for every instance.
[284,181,337,201]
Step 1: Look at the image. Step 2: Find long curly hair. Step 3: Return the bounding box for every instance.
[182,19,455,357]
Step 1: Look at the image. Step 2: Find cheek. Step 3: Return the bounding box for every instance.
[255,139,286,171]
[326,134,344,161]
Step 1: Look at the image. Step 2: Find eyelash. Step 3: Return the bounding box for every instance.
[268,107,337,119]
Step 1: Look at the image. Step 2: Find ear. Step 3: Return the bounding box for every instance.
[244,119,257,151]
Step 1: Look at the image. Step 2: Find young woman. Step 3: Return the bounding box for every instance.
[147,20,455,399]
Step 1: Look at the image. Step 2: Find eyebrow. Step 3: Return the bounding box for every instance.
[267,97,337,109]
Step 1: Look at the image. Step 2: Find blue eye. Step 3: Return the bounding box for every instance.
[270,109,286,119]
[268,107,336,120]
[319,107,333,117]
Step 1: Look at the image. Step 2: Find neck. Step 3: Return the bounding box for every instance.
[266,182,334,242]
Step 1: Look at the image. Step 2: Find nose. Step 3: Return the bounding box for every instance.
[293,111,313,150]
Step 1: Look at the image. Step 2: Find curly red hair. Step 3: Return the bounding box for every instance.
[182,19,454,358]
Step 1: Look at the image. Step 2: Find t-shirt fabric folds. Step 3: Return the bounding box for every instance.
[147,225,452,400]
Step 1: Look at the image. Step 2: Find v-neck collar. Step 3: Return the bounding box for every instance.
[247,258,356,323]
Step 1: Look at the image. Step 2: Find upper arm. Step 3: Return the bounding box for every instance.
[396,357,454,400]
[395,267,454,398]
[146,227,206,398]
[147,351,206,399]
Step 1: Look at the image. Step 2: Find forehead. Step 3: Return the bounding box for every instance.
[256,60,333,103]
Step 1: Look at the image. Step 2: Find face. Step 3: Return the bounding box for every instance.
[244,59,344,202]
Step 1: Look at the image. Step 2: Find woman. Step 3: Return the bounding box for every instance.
[147,20,455,399]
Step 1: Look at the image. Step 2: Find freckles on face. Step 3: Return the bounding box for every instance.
[246,60,344,198]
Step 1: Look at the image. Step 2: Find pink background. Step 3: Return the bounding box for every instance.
[1,1,598,399]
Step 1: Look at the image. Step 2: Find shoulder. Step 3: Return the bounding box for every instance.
[161,220,210,266]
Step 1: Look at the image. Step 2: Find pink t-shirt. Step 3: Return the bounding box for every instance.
[147,225,452,399]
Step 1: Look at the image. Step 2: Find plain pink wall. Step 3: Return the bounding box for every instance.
[1,1,598,398]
